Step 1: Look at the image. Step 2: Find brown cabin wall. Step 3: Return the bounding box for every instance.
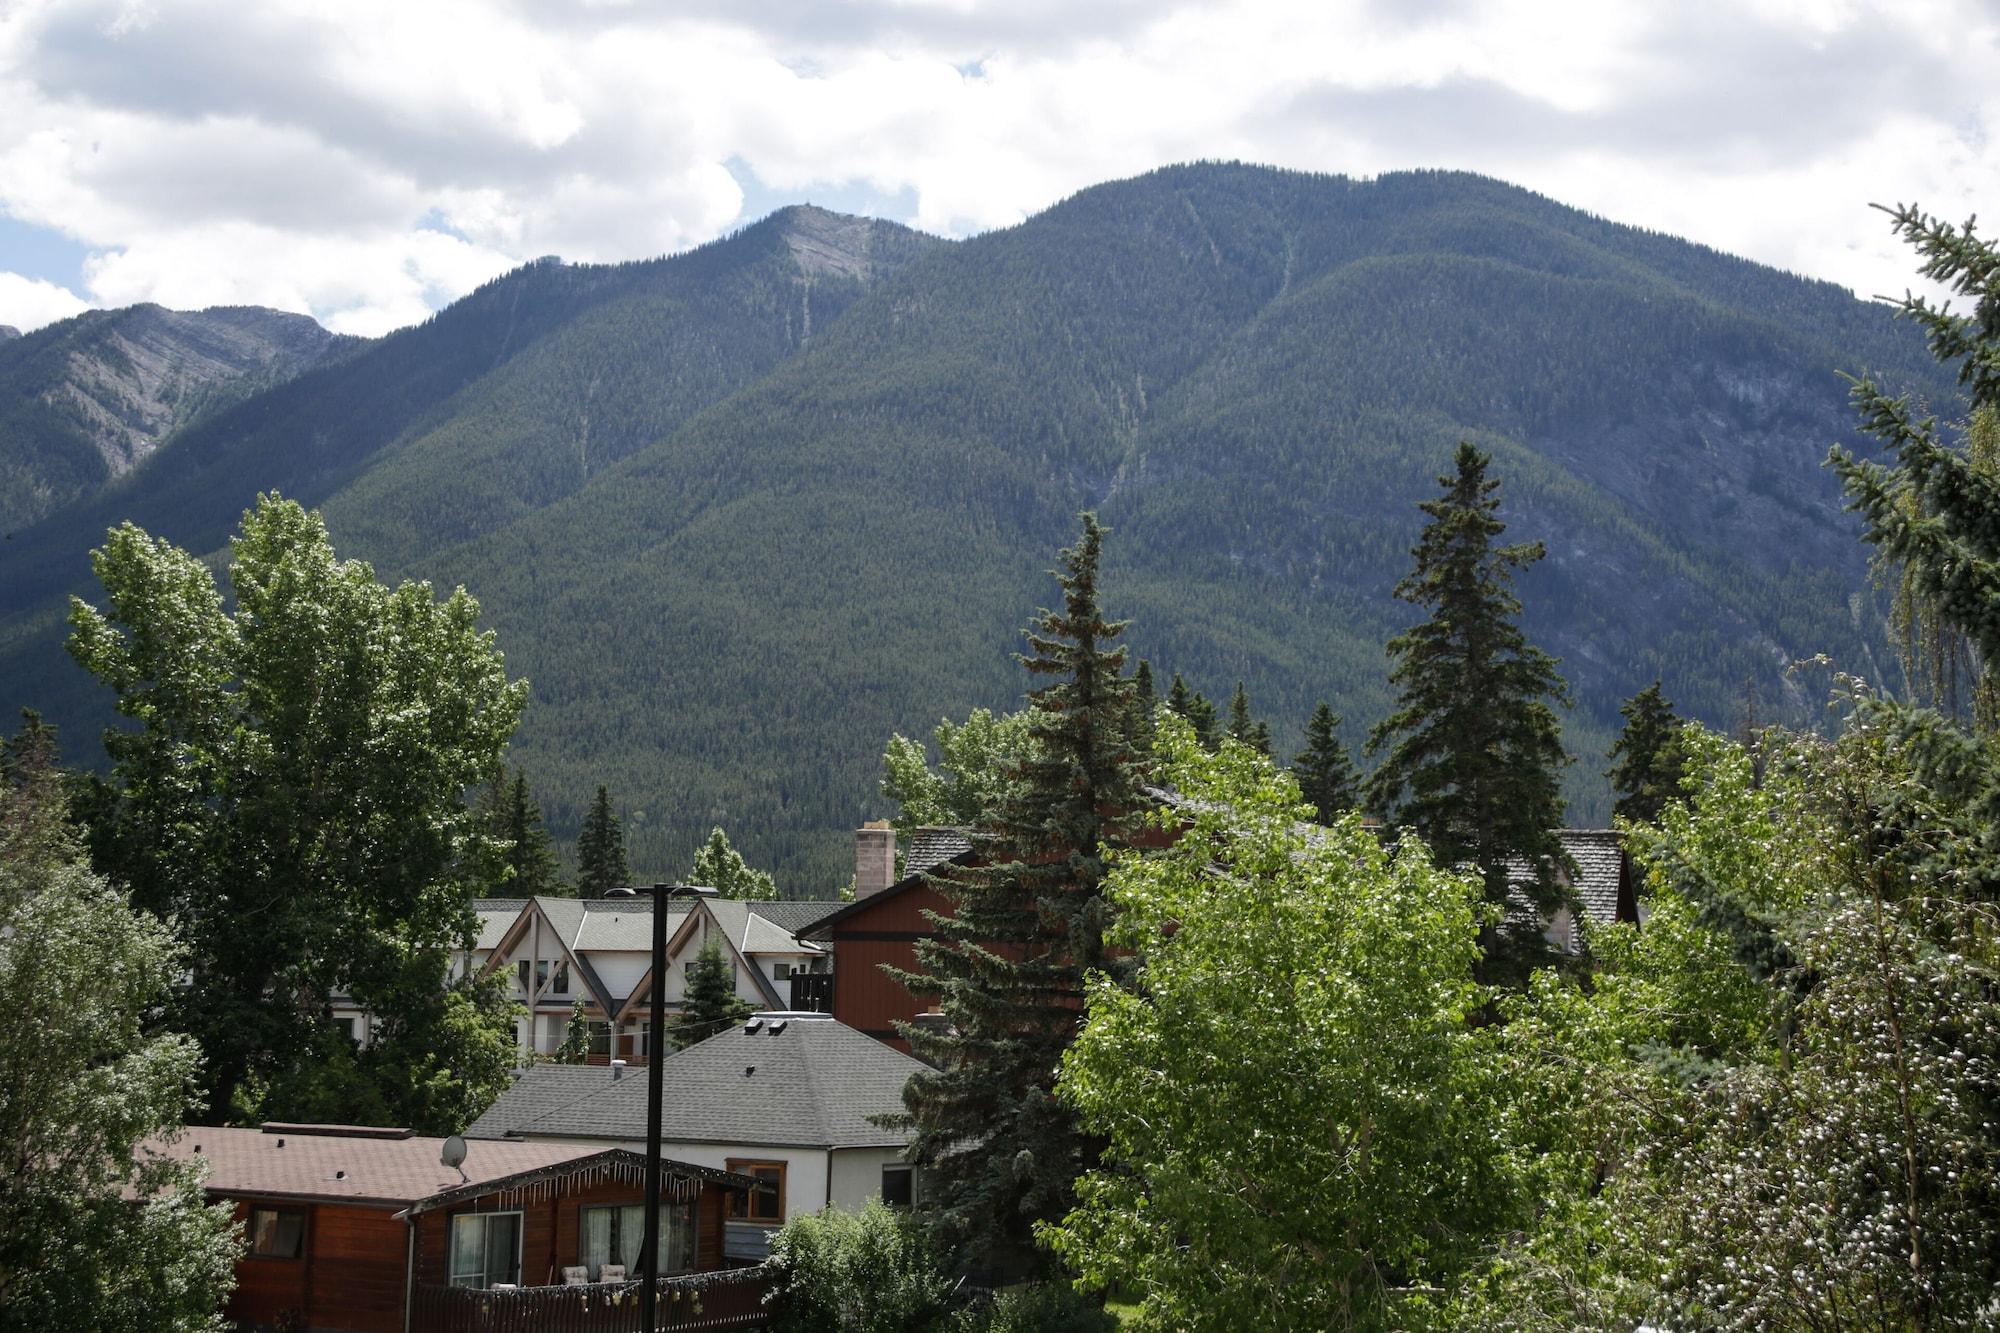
[219,1198,407,1333]
[413,1178,738,1288]
[826,879,954,1052]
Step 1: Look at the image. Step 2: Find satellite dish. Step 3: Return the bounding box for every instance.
[441,1134,468,1182]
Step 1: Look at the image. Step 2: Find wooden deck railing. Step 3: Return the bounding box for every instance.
[410,1266,773,1331]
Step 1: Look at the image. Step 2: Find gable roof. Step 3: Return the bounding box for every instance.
[143,1126,594,1208]
[480,896,696,1013]
[472,899,529,952]
[400,1148,755,1218]
[905,827,972,875]
[507,1015,925,1150]
[463,1065,626,1141]
[743,899,848,938]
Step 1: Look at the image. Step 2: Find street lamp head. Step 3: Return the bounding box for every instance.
[604,886,638,899]
[603,883,719,900]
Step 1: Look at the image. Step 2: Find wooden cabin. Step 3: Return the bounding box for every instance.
[143,1123,756,1332]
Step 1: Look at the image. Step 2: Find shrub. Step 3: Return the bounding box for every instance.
[763,1201,960,1333]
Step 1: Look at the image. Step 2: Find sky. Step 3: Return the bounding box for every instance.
[1,0,1994,336]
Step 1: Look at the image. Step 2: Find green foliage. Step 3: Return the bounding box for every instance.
[763,1201,961,1333]
[1048,713,1506,1330]
[671,939,753,1049]
[970,1283,1117,1333]
[554,1000,591,1065]
[897,514,1148,1278]
[1224,680,1270,753]
[64,494,527,1124]
[688,825,777,899]
[1164,673,1220,750]
[501,770,564,895]
[0,714,239,1331]
[1366,443,1573,980]
[575,784,629,896]
[1605,680,1686,825]
[880,708,1032,832]
[1291,700,1359,821]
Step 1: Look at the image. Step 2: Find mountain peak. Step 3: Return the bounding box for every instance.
[0,325,19,342]
[765,204,942,281]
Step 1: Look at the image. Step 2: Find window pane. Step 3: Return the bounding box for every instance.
[881,1166,913,1209]
[272,1212,305,1258]
[582,1207,612,1277]
[485,1214,520,1287]
[450,1217,484,1286]
[620,1204,646,1272]
[667,1201,695,1275]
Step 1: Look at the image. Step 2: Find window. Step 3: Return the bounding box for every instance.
[726,1161,785,1225]
[772,961,793,981]
[587,1021,612,1058]
[579,1202,694,1279]
[517,959,570,996]
[881,1166,914,1210]
[248,1207,305,1258]
[448,1212,522,1289]
[331,1015,360,1047]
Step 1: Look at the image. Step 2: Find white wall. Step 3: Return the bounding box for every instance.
[827,1147,911,1211]
[597,1139,833,1221]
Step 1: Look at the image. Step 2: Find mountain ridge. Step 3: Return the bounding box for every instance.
[0,162,1951,888]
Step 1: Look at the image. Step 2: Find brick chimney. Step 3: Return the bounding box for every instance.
[855,821,896,900]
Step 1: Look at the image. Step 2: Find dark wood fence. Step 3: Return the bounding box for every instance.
[410,1266,773,1331]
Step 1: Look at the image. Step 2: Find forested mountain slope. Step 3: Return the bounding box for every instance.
[1,164,1951,888]
[0,303,346,531]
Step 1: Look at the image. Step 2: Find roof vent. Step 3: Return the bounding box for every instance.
[610,1059,627,1081]
[744,1065,756,1077]
[334,1170,347,1180]
[744,1018,763,1034]
[769,1019,788,1035]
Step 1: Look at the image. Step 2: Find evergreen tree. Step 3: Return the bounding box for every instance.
[1226,680,1272,755]
[1365,443,1572,979]
[575,785,629,897]
[894,513,1148,1278]
[688,825,778,899]
[1292,702,1360,822]
[1606,681,1687,825]
[1128,659,1158,755]
[502,770,563,896]
[1166,673,1220,749]
[554,999,590,1064]
[672,939,753,1048]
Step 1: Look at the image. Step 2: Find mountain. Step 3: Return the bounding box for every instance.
[0,304,348,532]
[0,164,1952,889]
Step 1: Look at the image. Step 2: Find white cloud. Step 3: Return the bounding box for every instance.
[0,0,1993,333]
[0,270,89,331]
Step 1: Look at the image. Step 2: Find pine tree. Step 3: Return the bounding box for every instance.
[895,513,1148,1277]
[1167,673,1220,749]
[1128,659,1158,755]
[1226,680,1272,755]
[1292,702,1360,823]
[1366,443,1572,979]
[575,785,629,897]
[502,770,563,896]
[688,826,777,899]
[1606,681,1686,825]
[672,939,753,1048]
[554,999,591,1064]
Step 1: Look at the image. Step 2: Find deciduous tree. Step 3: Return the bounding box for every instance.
[66,494,526,1125]
[688,826,778,900]
[0,714,240,1331]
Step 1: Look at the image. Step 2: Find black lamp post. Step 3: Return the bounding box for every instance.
[604,882,715,1331]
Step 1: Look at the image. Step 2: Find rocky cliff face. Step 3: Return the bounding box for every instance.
[0,304,344,530]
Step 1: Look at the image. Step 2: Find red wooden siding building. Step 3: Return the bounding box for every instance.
[144,1124,755,1332]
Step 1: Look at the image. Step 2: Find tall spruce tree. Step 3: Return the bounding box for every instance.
[1293,702,1360,823]
[1226,680,1272,755]
[1166,672,1220,749]
[894,513,1147,1277]
[672,938,754,1048]
[1128,659,1158,755]
[575,785,629,897]
[502,770,563,895]
[1366,443,1572,978]
[1606,681,1687,825]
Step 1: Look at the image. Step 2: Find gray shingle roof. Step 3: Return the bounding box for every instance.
[745,900,848,936]
[464,1065,629,1140]
[473,900,529,951]
[905,827,971,875]
[1501,828,1629,926]
[510,1016,924,1150]
[575,898,690,952]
